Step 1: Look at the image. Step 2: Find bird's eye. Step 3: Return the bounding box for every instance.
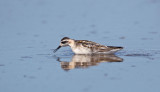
[61,41,68,44]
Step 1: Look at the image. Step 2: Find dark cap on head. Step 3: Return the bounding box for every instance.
[61,37,70,41]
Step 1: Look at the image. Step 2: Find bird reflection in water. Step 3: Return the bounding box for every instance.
[55,54,123,70]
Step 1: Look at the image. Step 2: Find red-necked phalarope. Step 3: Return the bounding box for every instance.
[54,37,123,54]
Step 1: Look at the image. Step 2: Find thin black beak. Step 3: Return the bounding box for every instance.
[53,46,61,53]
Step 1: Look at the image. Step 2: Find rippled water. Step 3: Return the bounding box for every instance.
[0,0,160,92]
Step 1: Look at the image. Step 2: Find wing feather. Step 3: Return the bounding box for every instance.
[75,40,107,50]
[75,40,123,54]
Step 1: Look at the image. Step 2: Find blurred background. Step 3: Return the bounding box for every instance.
[0,0,160,92]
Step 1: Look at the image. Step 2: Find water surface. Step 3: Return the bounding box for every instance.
[0,0,160,92]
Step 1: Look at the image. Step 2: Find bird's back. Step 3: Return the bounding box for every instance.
[73,40,123,54]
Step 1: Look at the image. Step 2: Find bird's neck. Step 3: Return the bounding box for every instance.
[69,39,76,48]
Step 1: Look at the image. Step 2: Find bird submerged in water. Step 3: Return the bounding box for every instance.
[54,37,123,54]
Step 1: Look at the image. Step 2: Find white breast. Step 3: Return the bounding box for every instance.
[71,47,92,54]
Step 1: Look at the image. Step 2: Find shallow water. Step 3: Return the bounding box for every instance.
[0,0,160,92]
